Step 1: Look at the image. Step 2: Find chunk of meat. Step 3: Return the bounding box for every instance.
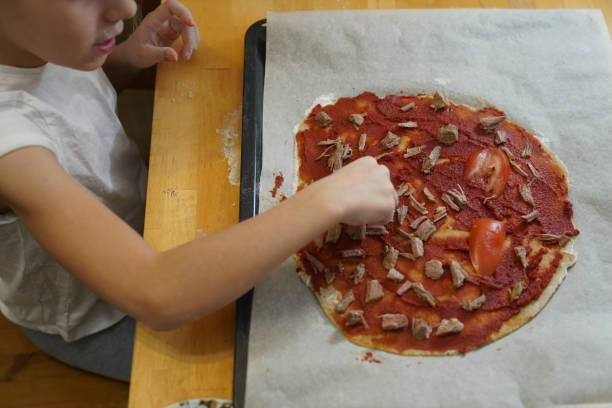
[509,281,524,302]
[351,263,366,285]
[450,260,468,289]
[437,124,459,146]
[537,233,572,247]
[396,280,413,296]
[494,129,508,145]
[346,309,369,329]
[410,236,424,259]
[396,205,408,225]
[519,184,535,207]
[383,245,399,270]
[479,115,505,133]
[408,194,428,215]
[334,290,355,314]
[461,294,486,311]
[366,225,389,236]
[380,314,410,330]
[514,246,528,268]
[327,140,344,172]
[446,185,468,209]
[381,131,401,149]
[325,223,342,244]
[346,224,366,240]
[386,268,405,283]
[305,251,326,274]
[430,91,448,111]
[315,111,333,127]
[521,210,539,223]
[358,133,367,152]
[433,206,447,223]
[521,143,532,158]
[404,145,425,158]
[409,215,428,230]
[348,113,366,128]
[412,318,432,340]
[424,259,444,280]
[436,318,464,336]
[440,193,460,212]
[412,282,436,308]
[421,146,441,174]
[423,187,437,203]
[340,248,367,258]
[400,102,415,112]
[415,219,436,241]
[365,280,384,304]
[398,121,418,128]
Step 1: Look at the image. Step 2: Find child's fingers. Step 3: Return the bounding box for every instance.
[167,15,199,60]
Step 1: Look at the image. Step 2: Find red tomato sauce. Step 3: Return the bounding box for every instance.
[295,92,578,353]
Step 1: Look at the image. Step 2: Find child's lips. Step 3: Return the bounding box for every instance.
[93,37,116,54]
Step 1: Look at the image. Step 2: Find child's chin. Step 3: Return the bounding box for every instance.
[73,55,107,72]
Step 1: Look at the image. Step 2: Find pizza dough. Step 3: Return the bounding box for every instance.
[294,91,578,355]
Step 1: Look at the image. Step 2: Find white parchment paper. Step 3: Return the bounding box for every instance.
[246,9,612,407]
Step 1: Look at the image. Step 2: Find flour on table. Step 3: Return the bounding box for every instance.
[216,108,241,186]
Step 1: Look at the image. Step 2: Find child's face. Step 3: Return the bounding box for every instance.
[0,0,137,70]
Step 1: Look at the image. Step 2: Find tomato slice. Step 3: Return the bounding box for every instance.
[463,147,510,197]
[469,219,506,276]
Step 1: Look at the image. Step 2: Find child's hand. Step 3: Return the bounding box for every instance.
[311,156,397,226]
[125,0,200,68]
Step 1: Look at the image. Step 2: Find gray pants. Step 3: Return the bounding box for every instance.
[20,316,135,382]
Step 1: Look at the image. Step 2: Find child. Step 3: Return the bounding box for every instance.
[0,0,396,382]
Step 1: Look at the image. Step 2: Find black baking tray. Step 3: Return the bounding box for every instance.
[233,19,266,408]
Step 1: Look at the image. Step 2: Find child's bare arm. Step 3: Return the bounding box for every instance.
[103,0,199,92]
[0,147,395,330]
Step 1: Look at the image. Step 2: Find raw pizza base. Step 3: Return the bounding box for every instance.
[292,92,577,356]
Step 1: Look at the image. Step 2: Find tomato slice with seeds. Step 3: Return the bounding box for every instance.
[463,147,509,197]
[469,219,506,276]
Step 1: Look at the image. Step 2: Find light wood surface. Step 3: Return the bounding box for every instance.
[129,2,610,407]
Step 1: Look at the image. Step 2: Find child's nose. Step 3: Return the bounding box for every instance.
[103,0,138,24]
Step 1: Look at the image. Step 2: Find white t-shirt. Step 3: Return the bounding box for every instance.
[0,63,148,341]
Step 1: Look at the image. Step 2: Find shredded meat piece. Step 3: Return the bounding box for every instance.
[408,194,428,215]
[386,268,405,283]
[409,215,428,230]
[351,263,366,285]
[450,260,468,289]
[519,184,535,206]
[494,129,508,145]
[521,143,532,158]
[334,290,355,314]
[315,111,333,127]
[437,124,459,146]
[479,115,505,133]
[325,224,342,244]
[445,184,468,209]
[327,140,344,172]
[396,280,413,296]
[415,219,436,241]
[375,151,393,161]
[509,281,525,302]
[348,113,366,128]
[433,206,447,223]
[421,145,441,174]
[436,318,464,336]
[462,294,487,311]
[317,138,340,146]
[381,131,401,149]
[527,162,544,181]
[396,181,415,197]
[440,193,459,212]
[514,246,528,268]
[345,309,369,329]
[396,205,408,225]
[500,146,515,161]
[397,230,413,241]
[339,248,367,258]
[365,280,384,304]
[398,121,418,128]
[380,314,409,330]
[430,91,448,111]
[510,160,529,178]
[522,210,539,223]
[315,144,334,161]
[345,224,366,240]
[358,133,367,152]
[424,259,444,280]
[410,236,424,259]
[404,145,425,159]
[538,233,572,247]
[412,282,436,307]
[412,318,432,340]
[483,195,497,205]
[423,187,437,203]
[400,102,415,112]
[383,245,399,270]
[366,225,389,236]
[305,251,326,274]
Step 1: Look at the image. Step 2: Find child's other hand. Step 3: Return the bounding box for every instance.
[312,156,397,226]
[126,0,200,68]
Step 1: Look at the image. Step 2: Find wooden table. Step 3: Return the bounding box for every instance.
[128,2,610,407]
